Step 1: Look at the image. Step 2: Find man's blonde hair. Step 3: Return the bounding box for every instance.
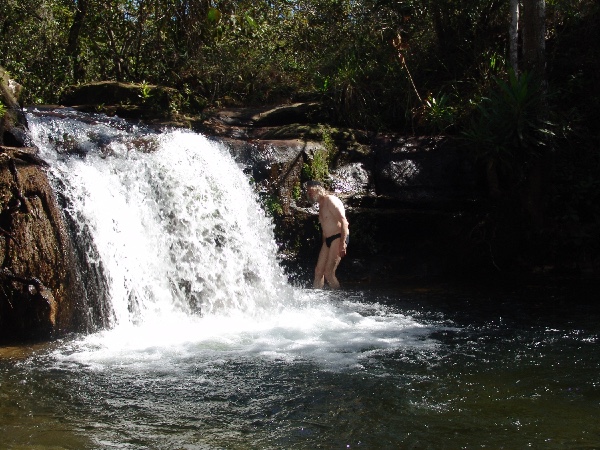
[305,180,326,194]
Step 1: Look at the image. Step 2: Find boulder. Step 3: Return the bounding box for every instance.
[1,68,88,342]
[60,80,183,120]
[0,68,29,148]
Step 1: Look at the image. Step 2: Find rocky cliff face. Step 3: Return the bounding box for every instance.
[196,104,487,284]
[1,68,87,342]
[61,82,494,282]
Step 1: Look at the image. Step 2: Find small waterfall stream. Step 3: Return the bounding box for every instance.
[28,109,291,326]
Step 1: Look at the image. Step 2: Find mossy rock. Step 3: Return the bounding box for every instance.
[60,81,182,118]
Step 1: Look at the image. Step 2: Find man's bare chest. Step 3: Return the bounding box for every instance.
[318,206,330,224]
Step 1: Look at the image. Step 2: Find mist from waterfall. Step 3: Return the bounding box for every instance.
[25,109,434,370]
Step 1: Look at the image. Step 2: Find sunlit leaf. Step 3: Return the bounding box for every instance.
[207,7,221,23]
[245,14,257,29]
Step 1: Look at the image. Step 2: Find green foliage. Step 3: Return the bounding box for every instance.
[262,193,284,217]
[313,148,330,181]
[302,126,337,182]
[321,126,337,158]
[462,70,554,176]
[0,0,72,103]
[292,182,302,202]
[301,163,311,181]
[419,92,457,134]
[0,101,6,118]
[0,0,596,144]
[207,8,222,24]
[302,150,329,182]
[138,81,152,101]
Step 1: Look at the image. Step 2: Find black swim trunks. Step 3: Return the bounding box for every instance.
[325,233,349,248]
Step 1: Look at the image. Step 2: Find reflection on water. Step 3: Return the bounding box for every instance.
[2,285,600,449]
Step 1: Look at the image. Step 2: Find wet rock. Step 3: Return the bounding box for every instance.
[330,162,374,196]
[1,67,88,342]
[372,135,479,205]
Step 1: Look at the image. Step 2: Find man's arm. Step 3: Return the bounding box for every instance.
[339,215,349,257]
[328,196,349,257]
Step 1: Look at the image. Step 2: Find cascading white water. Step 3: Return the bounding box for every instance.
[29,109,290,322]
[26,108,435,370]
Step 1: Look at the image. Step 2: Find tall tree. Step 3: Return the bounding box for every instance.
[521,0,547,227]
[521,0,546,80]
[509,0,519,73]
[67,0,88,82]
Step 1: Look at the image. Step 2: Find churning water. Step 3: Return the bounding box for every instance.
[0,109,598,449]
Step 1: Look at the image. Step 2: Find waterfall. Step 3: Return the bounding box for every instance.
[25,108,434,370]
[27,109,292,327]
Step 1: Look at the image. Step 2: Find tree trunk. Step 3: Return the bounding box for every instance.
[106,28,126,82]
[509,0,519,74]
[520,0,547,228]
[67,0,88,83]
[521,0,546,79]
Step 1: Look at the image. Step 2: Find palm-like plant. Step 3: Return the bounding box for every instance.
[463,70,554,190]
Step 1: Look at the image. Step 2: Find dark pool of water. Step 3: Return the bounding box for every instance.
[1,280,599,449]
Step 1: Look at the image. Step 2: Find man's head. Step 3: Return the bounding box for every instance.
[305,180,325,203]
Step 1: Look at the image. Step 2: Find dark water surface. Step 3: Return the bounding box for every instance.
[1,280,599,449]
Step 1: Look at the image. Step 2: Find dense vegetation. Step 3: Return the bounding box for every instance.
[0,1,595,130]
[1,0,599,275]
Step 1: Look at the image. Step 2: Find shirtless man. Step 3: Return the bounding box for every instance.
[305,180,349,289]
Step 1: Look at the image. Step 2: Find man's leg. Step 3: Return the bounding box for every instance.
[313,243,328,288]
[323,240,342,289]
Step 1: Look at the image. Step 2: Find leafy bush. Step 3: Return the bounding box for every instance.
[262,193,284,217]
[302,149,329,182]
[462,70,554,180]
[301,126,337,182]
[418,92,457,134]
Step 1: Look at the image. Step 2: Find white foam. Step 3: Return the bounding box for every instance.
[56,293,436,371]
